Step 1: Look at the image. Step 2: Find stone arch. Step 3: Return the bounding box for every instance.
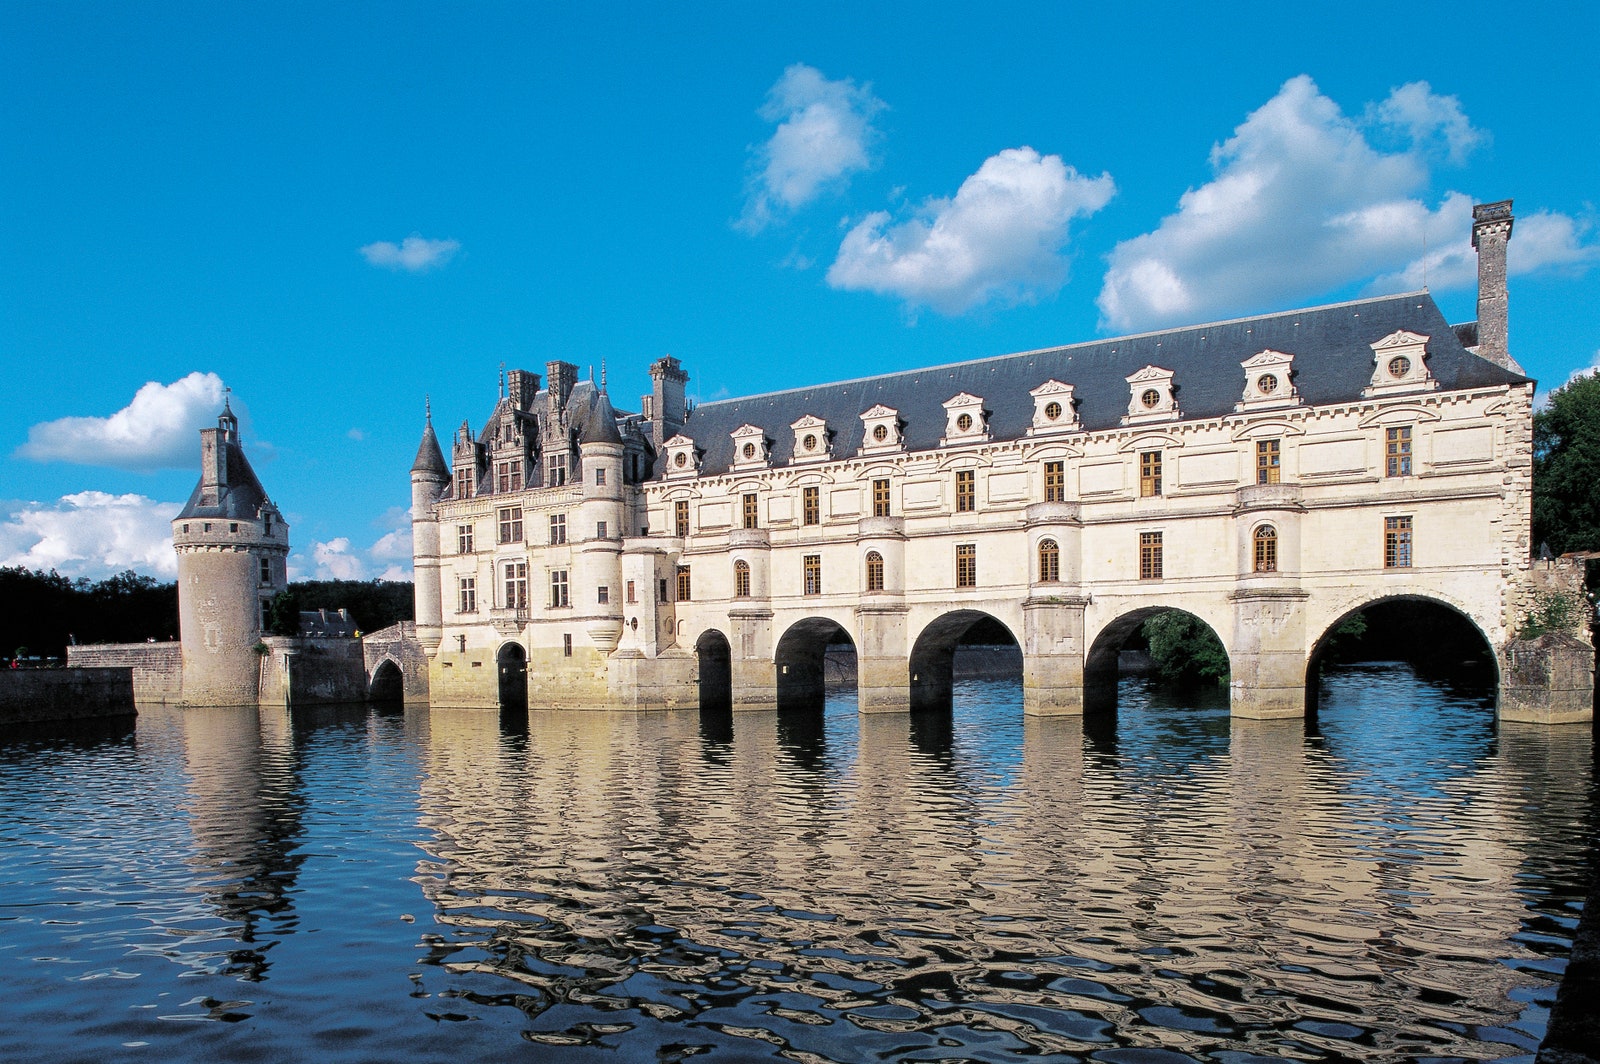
[367,657,403,704]
[694,628,732,711]
[496,641,527,712]
[774,616,856,710]
[1083,606,1230,711]
[909,610,1021,713]
[1306,594,1499,709]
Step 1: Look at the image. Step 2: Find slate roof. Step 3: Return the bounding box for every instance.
[665,292,1527,477]
[177,438,272,521]
[411,418,449,478]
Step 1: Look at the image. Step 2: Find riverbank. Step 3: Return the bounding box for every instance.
[0,668,136,725]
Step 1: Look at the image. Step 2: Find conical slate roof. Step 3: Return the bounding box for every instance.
[411,418,449,478]
[577,387,623,446]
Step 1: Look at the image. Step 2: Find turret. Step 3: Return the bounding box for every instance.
[575,385,627,655]
[1472,199,1518,372]
[411,401,450,652]
[172,399,289,705]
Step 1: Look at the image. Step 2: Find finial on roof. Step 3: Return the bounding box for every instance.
[600,360,607,393]
[499,362,506,399]
[425,394,432,424]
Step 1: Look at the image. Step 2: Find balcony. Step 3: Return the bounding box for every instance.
[489,608,529,636]
[1235,483,1303,512]
[857,516,905,539]
[728,527,770,549]
[1024,501,1081,526]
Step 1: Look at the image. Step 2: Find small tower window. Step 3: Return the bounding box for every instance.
[865,551,884,592]
[1038,539,1060,583]
[1253,525,1278,573]
[734,560,751,598]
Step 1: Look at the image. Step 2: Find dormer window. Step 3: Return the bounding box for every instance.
[663,434,700,479]
[790,414,831,464]
[1237,350,1300,412]
[730,424,770,471]
[859,405,904,456]
[941,393,990,446]
[1028,380,1080,435]
[1123,366,1178,425]
[1364,330,1437,398]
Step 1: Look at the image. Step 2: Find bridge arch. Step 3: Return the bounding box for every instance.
[367,657,403,704]
[909,610,1021,713]
[1084,606,1231,711]
[1306,594,1498,709]
[774,616,857,710]
[496,641,527,712]
[694,628,732,711]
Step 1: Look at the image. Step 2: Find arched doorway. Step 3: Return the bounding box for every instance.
[1083,608,1230,714]
[1306,597,1497,715]
[908,611,1021,714]
[774,617,856,712]
[695,629,732,712]
[496,642,527,712]
[367,659,403,705]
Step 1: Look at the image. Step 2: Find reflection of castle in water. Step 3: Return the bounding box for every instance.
[406,685,1592,1056]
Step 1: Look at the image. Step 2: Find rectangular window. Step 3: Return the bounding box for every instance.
[596,520,607,540]
[742,493,759,530]
[734,561,751,597]
[676,565,692,602]
[549,569,570,608]
[595,467,606,486]
[546,454,567,486]
[549,513,567,545]
[563,633,573,657]
[498,506,523,544]
[955,543,976,588]
[1386,426,1413,477]
[457,524,474,554]
[504,562,527,609]
[626,580,636,604]
[1139,532,1163,580]
[259,557,271,584]
[229,522,238,533]
[597,585,610,605]
[1140,451,1163,498]
[955,469,975,513]
[659,577,668,602]
[872,478,891,517]
[1044,461,1065,503]
[1384,516,1413,568]
[674,500,689,537]
[803,554,822,596]
[496,459,522,493]
[454,467,474,499]
[458,576,477,613]
[803,486,820,526]
[1256,440,1281,485]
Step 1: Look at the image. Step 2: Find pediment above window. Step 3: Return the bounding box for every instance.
[1237,349,1301,411]
[789,413,832,464]
[1123,366,1179,425]
[859,404,905,455]
[941,392,991,445]
[663,434,700,479]
[729,424,770,471]
[1364,330,1437,398]
[1028,380,1081,434]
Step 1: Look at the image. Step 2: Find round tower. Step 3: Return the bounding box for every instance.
[575,386,626,654]
[173,401,289,706]
[411,402,451,652]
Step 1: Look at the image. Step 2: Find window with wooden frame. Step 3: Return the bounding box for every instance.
[457,524,474,554]
[1038,538,1060,582]
[458,576,476,614]
[546,454,567,486]
[674,499,689,537]
[504,561,528,609]
[496,459,522,493]
[872,478,891,517]
[742,493,759,529]
[454,467,474,499]
[1386,426,1413,477]
[1139,451,1163,498]
[802,486,820,526]
[1384,516,1412,568]
[955,470,975,512]
[1139,532,1163,580]
[1253,525,1277,573]
[865,551,884,592]
[803,554,822,596]
[955,543,977,588]
[676,565,692,601]
[549,513,567,545]
[549,569,569,608]
[1044,461,1065,503]
[497,506,523,544]
[733,560,751,598]
[1256,439,1281,484]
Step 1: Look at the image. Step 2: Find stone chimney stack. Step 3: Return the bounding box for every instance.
[1472,199,1514,370]
[649,355,688,447]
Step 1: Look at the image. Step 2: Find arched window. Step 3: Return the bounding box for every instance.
[733,559,751,598]
[865,551,884,592]
[1253,525,1277,573]
[1038,538,1060,583]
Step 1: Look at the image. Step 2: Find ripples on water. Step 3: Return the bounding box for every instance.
[0,664,1592,1063]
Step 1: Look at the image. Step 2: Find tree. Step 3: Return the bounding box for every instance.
[1141,611,1229,687]
[1533,371,1600,556]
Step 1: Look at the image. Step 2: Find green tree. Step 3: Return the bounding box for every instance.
[1533,370,1600,556]
[1141,610,1229,687]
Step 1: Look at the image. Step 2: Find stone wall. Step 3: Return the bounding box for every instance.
[67,643,182,704]
[258,637,368,707]
[361,622,430,701]
[1,668,136,724]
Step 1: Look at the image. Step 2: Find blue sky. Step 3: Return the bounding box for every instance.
[3,1,1597,581]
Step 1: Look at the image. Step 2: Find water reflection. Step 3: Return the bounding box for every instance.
[0,664,1590,1063]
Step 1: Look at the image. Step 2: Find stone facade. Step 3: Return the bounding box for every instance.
[409,202,1589,722]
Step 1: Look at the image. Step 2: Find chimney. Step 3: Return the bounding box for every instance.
[507,369,540,412]
[1472,199,1514,370]
[649,356,688,447]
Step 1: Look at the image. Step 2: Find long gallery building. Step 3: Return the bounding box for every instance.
[406,200,1591,723]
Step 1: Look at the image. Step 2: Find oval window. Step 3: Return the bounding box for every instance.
[956,413,973,432]
[872,424,889,442]
[1257,374,1277,394]
[803,433,817,451]
[1141,388,1161,409]
[1044,401,1062,421]
[1389,356,1411,378]
[741,442,756,459]
[673,452,687,468]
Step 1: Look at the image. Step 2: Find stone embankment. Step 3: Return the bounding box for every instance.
[0,668,136,725]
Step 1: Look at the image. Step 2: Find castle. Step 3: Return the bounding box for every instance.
[407,200,1592,724]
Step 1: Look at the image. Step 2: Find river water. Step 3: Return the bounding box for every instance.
[0,664,1592,1063]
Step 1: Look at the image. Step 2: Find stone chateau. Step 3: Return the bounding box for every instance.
[408,200,1592,723]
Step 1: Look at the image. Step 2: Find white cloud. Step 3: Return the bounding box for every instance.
[827,147,1114,314]
[290,508,413,582]
[0,492,180,579]
[1535,348,1600,408]
[309,538,367,580]
[1096,76,1599,333]
[359,234,461,272]
[739,63,885,232]
[16,372,225,470]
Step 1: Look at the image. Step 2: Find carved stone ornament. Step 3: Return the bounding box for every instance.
[1363,330,1437,398]
[1028,380,1081,434]
[941,392,991,445]
[1123,365,1179,425]
[859,404,904,455]
[1237,349,1301,412]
